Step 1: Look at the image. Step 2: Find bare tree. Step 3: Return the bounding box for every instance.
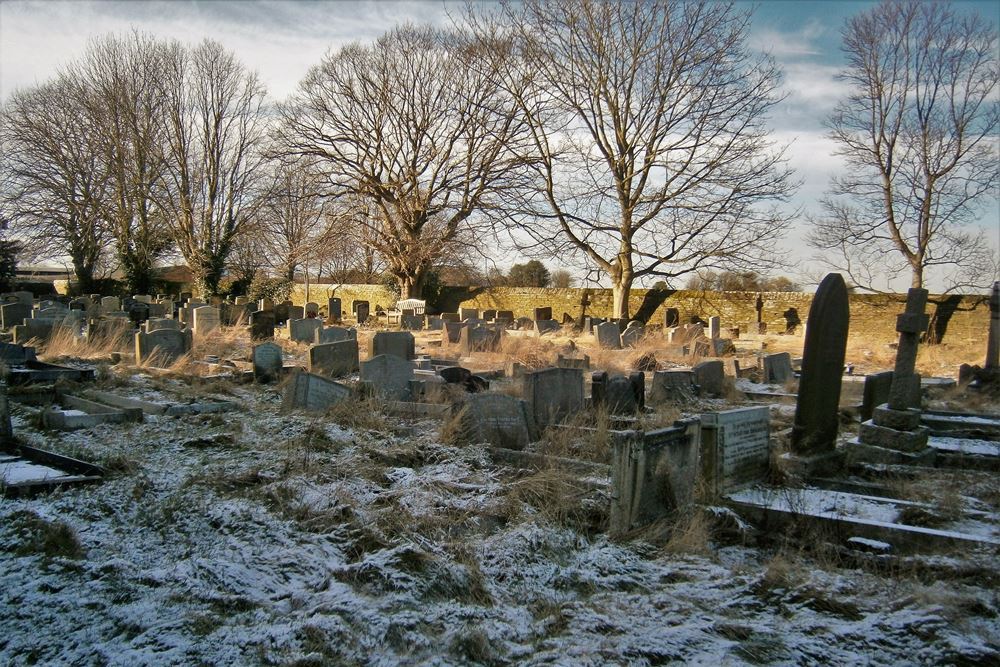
[809,0,999,293]
[470,0,795,319]
[1,74,111,293]
[73,32,175,295]
[160,40,270,297]
[277,25,535,298]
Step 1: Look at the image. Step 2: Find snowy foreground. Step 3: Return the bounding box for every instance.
[2,374,998,666]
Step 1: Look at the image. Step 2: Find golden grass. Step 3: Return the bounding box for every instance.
[37,325,124,362]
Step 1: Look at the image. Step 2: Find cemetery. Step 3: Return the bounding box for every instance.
[0,278,997,664]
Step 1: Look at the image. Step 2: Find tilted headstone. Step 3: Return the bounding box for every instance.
[693,360,725,397]
[315,325,357,344]
[134,328,192,366]
[369,331,415,360]
[457,325,502,355]
[1,302,32,329]
[621,321,645,348]
[591,371,644,414]
[252,342,283,383]
[533,319,560,335]
[700,406,770,498]
[763,352,794,384]
[283,370,351,412]
[308,339,360,377]
[523,367,584,426]
[664,308,680,328]
[460,393,533,450]
[595,321,622,349]
[649,370,698,403]
[288,318,323,344]
[360,354,415,400]
[250,310,275,340]
[790,273,850,458]
[192,305,220,337]
[708,316,721,340]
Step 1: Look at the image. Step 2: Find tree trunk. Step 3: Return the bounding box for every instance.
[910,265,924,289]
[397,264,427,300]
[611,280,631,321]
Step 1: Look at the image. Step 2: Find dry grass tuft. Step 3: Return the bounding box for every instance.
[438,405,471,446]
[325,394,391,433]
[5,509,85,560]
[38,325,123,362]
[662,508,713,556]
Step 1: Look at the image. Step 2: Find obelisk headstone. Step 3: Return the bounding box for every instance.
[789,273,850,470]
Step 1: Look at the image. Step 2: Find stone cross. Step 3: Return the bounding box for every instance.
[790,273,849,456]
[887,288,928,411]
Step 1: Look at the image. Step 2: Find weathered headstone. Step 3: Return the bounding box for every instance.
[457,325,502,355]
[328,297,342,322]
[250,310,275,340]
[595,321,622,349]
[707,316,721,340]
[523,367,584,426]
[283,370,351,412]
[459,307,479,320]
[621,321,645,348]
[700,406,770,498]
[460,393,533,450]
[763,352,793,384]
[533,319,560,335]
[192,305,220,337]
[145,318,181,333]
[288,318,322,344]
[789,273,850,467]
[252,342,283,383]
[444,321,466,344]
[13,291,34,306]
[591,371,644,414]
[308,339,360,377]
[533,307,552,321]
[693,360,725,397]
[369,331,415,360]
[360,354,415,400]
[649,370,699,403]
[315,325,357,344]
[355,302,370,324]
[860,371,894,422]
[304,302,319,318]
[135,328,192,366]
[0,302,32,329]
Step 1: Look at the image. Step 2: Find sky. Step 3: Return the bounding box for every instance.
[1,0,997,292]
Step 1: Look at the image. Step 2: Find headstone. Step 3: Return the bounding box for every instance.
[860,371,894,422]
[763,352,793,384]
[288,318,323,344]
[460,393,533,450]
[369,331,415,360]
[400,311,424,331]
[133,294,152,304]
[315,325,357,344]
[135,328,192,366]
[700,406,770,498]
[523,367,583,426]
[283,370,351,412]
[274,301,290,324]
[789,273,850,460]
[482,309,497,321]
[145,318,181,333]
[649,370,698,403]
[591,371,644,414]
[459,307,479,320]
[250,310,275,340]
[192,305,220,337]
[355,302,370,324]
[986,281,999,370]
[99,296,120,315]
[288,305,304,321]
[252,342,283,383]
[13,291,34,306]
[621,320,645,348]
[1,302,32,329]
[360,354,415,400]
[708,316,721,340]
[595,321,622,349]
[457,325,502,355]
[496,310,514,323]
[304,302,319,318]
[444,321,466,344]
[0,341,38,365]
[692,360,725,397]
[533,319,560,335]
[259,298,275,312]
[308,339,360,377]
[220,303,251,326]
[328,297,342,322]
[441,312,460,323]
[557,353,590,370]
[533,307,552,321]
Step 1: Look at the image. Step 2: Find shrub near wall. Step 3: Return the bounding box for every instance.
[290,283,397,313]
[293,283,990,345]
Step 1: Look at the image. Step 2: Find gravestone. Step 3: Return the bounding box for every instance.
[304,302,319,318]
[192,306,220,337]
[621,321,645,348]
[1,302,32,329]
[288,318,323,344]
[693,360,725,397]
[763,352,793,384]
[308,339,360,377]
[88,318,134,348]
[460,393,533,450]
[315,326,357,344]
[250,310,275,340]
[13,291,34,306]
[252,342,283,383]
[220,303,251,326]
[145,318,181,333]
[482,309,497,321]
[283,370,351,412]
[400,311,424,330]
[288,305,304,321]
[700,406,771,498]
[360,354,415,400]
[557,353,590,370]
[649,370,698,403]
[0,341,38,365]
[274,301,290,324]
[496,310,514,323]
[860,371,894,422]
[789,273,850,469]
[440,366,489,393]
[708,316,721,340]
[459,307,479,320]
[355,302,370,324]
[133,294,152,304]
[259,298,275,312]
[533,319,560,335]
[135,328,192,366]
[523,367,584,426]
[328,297,342,322]
[444,321,466,344]
[12,319,58,345]
[441,312,460,323]
[533,307,552,321]
[369,331,415,360]
[987,281,999,370]
[595,321,622,349]
[591,371,644,414]
[457,325,502,355]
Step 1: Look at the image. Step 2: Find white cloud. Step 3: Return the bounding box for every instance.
[751,17,827,57]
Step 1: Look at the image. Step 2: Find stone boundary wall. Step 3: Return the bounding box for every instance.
[293,283,990,345]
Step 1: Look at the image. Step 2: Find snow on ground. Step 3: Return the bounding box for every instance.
[2,375,999,665]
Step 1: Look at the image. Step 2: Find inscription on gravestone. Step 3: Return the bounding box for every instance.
[700,406,770,497]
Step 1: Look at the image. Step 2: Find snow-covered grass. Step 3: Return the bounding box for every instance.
[2,361,999,665]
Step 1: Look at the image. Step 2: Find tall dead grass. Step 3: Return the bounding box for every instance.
[38,325,123,362]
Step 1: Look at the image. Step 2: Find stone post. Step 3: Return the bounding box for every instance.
[987,281,999,370]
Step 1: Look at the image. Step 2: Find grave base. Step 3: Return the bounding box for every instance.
[844,439,936,466]
[778,449,844,478]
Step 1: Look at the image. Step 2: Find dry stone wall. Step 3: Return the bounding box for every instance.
[292,283,989,345]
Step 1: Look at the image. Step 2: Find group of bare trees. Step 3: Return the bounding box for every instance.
[1,0,996,313]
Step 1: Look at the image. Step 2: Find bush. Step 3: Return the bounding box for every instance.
[508,260,550,287]
[247,275,293,303]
